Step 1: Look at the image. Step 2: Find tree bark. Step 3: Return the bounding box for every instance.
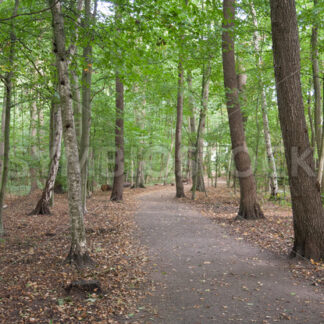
[187,71,196,183]
[30,101,62,215]
[250,2,279,198]
[0,95,6,186]
[163,132,174,185]
[110,74,124,201]
[192,63,211,199]
[222,0,263,219]
[50,0,91,267]
[29,99,38,192]
[71,70,82,146]
[175,60,185,198]
[270,0,324,260]
[80,0,93,212]
[0,0,19,237]
[311,0,321,157]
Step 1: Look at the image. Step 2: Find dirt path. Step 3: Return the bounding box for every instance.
[134,188,324,323]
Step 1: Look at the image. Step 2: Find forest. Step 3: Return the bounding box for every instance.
[0,0,323,322]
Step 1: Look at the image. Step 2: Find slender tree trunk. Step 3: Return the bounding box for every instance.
[197,64,211,192]
[250,3,279,198]
[187,71,196,183]
[0,96,6,185]
[29,99,38,192]
[135,159,145,188]
[175,60,185,198]
[270,0,324,260]
[192,63,211,199]
[311,0,321,157]
[163,131,174,185]
[0,0,19,237]
[306,83,315,152]
[253,100,260,176]
[71,70,82,145]
[80,0,93,212]
[133,96,146,189]
[30,101,62,215]
[50,0,92,266]
[222,0,263,219]
[110,74,124,201]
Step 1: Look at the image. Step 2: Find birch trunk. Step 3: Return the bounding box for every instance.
[30,102,62,215]
[50,0,91,266]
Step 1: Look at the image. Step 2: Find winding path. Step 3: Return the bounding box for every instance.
[134,188,324,323]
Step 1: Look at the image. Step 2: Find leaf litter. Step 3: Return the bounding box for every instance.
[0,187,159,323]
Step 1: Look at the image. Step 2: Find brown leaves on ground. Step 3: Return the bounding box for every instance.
[182,181,324,288]
[0,187,154,323]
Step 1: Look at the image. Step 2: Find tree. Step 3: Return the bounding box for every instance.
[311,0,321,158]
[0,0,19,236]
[30,98,62,215]
[29,99,38,192]
[192,63,211,199]
[80,0,97,211]
[221,0,263,219]
[110,73,125,201]
[50,0,92,266]
[250,2,278,198]
[174,60,185,198]
[270,0,324,260]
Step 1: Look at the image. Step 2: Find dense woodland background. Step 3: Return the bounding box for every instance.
[0,0,323,264]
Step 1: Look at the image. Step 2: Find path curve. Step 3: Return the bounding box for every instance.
[134,188,324,323]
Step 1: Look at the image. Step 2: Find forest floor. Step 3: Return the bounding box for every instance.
[134,184,324,323]
[0,181,324,323]
[0,186,162,323]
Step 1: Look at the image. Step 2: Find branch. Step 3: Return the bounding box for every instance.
[0,0,59,23]
[91,86,106,102]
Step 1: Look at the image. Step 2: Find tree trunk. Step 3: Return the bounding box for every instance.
[163,131,174,185]
[110,74,124,201]
[175,60,185,198]
[29,99,38,192]
[311,0,321,157]
[29,102,62,215]
[222,0,263,219]
[192,63,211,199]
[135,159,145,188]
[50,0,92,267]
[306,82,315,152]
[0,0,19,237]
[71,70,82,146]
[80,0,93,212]
[0,95,6,186]
[197,64,211,192]
[270,0,324,260]
[250,2,279,198]
[187,71,196,183]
